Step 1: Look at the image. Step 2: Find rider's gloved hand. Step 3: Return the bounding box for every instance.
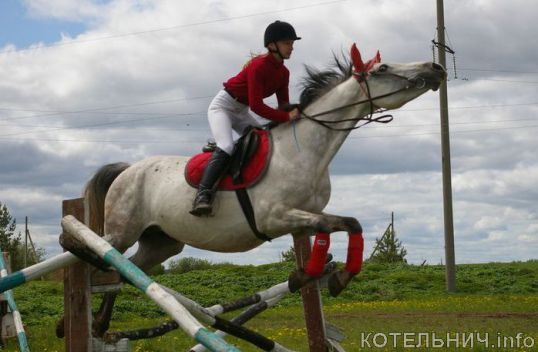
[288,108,301,121]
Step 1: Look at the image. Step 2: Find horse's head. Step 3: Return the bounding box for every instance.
[351,43,446,110]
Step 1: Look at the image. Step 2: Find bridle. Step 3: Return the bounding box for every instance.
[300,69,425,132]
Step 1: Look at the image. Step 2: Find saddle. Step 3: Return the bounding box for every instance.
[185,127,272,190]
[185,128,273,241]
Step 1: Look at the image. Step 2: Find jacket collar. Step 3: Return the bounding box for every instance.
[265,52,284,68]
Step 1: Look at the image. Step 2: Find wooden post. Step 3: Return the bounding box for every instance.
[293,234,327,352]
[24,218,28,268]
[63,198,92,352]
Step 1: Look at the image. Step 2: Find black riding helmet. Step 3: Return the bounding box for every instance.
[264,21,301,47]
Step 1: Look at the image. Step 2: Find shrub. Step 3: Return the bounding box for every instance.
[167,257,213,274]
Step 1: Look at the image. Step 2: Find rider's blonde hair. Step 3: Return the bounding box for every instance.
[242,51,268,69]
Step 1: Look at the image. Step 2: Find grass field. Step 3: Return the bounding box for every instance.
[1,260,537,351]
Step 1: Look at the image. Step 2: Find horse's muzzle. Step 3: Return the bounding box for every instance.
[412,64,446,91]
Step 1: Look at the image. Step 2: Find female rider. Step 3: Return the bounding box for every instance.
[191,21,301,216]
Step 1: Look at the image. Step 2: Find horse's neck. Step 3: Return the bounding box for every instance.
[275,79,370,174]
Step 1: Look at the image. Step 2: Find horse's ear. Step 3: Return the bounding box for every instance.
[364,50,382,72]
[350,43,365,73]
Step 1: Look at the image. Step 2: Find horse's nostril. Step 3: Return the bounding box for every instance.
[432,63,445,72]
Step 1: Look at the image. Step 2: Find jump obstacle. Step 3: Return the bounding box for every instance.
[0,252,30,352]
[0,198,347,351]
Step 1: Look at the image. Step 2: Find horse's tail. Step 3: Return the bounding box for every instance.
[84,162,130,235]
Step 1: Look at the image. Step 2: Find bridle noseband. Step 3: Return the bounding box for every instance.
[300,70,419,132]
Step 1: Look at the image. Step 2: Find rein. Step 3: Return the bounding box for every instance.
[300,72,417,131]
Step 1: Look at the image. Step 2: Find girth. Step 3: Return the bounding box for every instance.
[233,127,272,242]
[201,127,272,242]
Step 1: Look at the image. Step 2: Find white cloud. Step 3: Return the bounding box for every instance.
[23,0,111,22]
[1,0,537,265]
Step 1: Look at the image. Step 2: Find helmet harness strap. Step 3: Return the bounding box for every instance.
[268,42,284,61]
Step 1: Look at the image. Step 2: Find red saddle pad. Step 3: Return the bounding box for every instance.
[185,129,271,190]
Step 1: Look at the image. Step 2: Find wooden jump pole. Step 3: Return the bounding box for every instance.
[0,253,77,294]
[293,234,328,352]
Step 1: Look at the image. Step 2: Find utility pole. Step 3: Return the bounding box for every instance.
[24,216,28,268]
[436,0,456,292]
[391,212,394,236]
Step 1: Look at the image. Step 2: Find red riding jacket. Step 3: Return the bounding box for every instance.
[223,53,290,122]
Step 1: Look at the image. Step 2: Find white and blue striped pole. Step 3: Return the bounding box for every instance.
[61,215,240,352]
[0,251,78,294]
[0,252,30,352]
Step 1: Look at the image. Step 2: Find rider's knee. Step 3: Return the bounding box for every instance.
[217,142,234,155]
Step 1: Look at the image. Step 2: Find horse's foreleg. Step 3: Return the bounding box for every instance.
[279,209,364,296]
[328,231,364,297]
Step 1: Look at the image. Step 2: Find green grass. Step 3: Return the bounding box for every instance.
[1,260,537,351]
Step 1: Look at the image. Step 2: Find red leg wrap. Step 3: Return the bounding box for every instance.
[304,232,330,277]
[345,232,364,274]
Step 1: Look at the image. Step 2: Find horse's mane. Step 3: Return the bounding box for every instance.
[299,52,353,108]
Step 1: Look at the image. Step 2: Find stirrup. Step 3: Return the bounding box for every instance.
[190,202,212,217]
[190,190,213,217]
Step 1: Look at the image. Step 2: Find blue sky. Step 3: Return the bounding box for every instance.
[0,1,86,48]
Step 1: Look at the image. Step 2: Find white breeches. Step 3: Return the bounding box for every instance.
[208,90,262,155]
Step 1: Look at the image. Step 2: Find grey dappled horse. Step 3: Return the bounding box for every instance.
[62,44,445,336]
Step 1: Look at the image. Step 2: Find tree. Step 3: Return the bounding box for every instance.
[0,202,45,271]
[0,202,22,268]
[370,226,407,264]
[280,246,296,262]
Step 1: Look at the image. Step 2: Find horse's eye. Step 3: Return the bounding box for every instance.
[378,64,389,73]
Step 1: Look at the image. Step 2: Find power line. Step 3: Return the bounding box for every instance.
[1,123,537,144]
[1,100,537,137]
[2,97,537,125]
[349,123,538,139]
[364,117,538,129]
[0,136,203,144]
[457,68,538,75]
[0,95,213,122]
[1,0,349,55]
[3,115,535,132]
[445,75,538,84]
[470,78,538,84]
[0,111,206,138]
[0,75,534,122]
[391,101,538,113]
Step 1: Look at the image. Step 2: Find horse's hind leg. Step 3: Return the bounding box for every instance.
[56,208,147,338]
[93,226,185,338]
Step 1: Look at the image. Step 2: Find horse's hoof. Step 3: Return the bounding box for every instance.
[328,270,356,297]
[92,319,109,338]
[55,316,65,338]
[323,261,338,275]
[288,269,315,293]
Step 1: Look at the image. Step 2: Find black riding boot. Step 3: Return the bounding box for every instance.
[190,147,231,216]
